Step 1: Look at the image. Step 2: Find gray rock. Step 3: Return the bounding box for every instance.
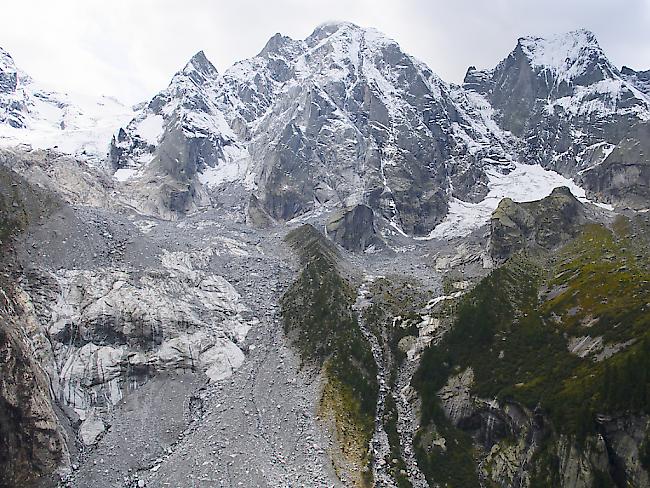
[621,66,650,96]
[488,187,588,263]
[579,122,650,209]
[325,204,383,251]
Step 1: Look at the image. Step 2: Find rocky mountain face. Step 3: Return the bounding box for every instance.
[622,66,650,96]
[413,202,650,488]
[109,51,236,218]
[0,166,72,487]
[110,22,518,234]
[325,204,383,252]
[464,29,650,209]
[0,22,649,488]
[578,121,650,209]
[0,47,23,126]
[0,150,262,487]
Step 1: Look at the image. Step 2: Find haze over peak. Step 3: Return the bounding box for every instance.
[1,1,647,104]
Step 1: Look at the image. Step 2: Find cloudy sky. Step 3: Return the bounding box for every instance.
[3,0,650,104]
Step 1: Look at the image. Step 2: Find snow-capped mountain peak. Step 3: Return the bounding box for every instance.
[517,28,617,84]
[178,50,219,85]
[2,25,648,235]
[258,33,303,60]
[466,28,650,133]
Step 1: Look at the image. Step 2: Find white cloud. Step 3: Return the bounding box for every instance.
[3,0,649,104]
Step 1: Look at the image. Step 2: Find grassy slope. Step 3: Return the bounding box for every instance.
[281,225,378,486]
[412,218,650,485]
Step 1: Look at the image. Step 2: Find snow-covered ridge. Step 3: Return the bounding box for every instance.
[111,20,459,193]
[513,29,650,119]
[111,22,640,230]
[0,47,19,87]
[0,46,134,162]
[518,29,608,83]
[1,25,646,235]
[109,49,249,184]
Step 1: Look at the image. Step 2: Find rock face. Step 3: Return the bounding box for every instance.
[0,159,259,484]
[20,251,252,436]
[107,26,650,232]
[0,311,71,487]
[464,29,650,207]
[4,27,646,229]
[600,415,650,487]
[325,204,382,251]
[0,47,23,127]
[622,66,650,96]
[111,22,517,235]
[431,368,649,488]
[489,187,588,262]
[0,167,70,487]
[1,27,648,229]
[109,52,239,218]
[579,122,650,209]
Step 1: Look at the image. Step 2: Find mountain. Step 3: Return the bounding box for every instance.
[0,23,649,488]
[464,29,650,208]
[110,25,650,239]
[414,203,650,487]
[111,22,517,235]
[0,47,133,162]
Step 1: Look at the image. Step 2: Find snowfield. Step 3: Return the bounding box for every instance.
[0,79,134,161]
[416,163,613,240]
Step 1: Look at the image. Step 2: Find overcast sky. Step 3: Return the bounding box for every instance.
[3,0,650,104]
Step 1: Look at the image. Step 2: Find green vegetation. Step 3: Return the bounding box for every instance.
[529,438,562,488]
[541,222,649,345]
[320,366,375,487]
[641,428,650,472]
[412,220,650,484]
[361,276,429,486]
[414,403,481,487]
[281,225,378,485]
[363,276,426,366]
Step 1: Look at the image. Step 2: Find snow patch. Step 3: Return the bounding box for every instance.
[519,29,601,83]
[135,114,165,145]
[114,168,138,181]
[198,145,250,188]
[417,163,603,240]
[0,74,133,161]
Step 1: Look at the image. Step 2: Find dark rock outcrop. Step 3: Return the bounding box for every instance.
[325,204,383,252]
[0,47,26,128]
[0,166,70,487]
[621,66,650,96]
[0,315,71,487]
[246,194,275,228]
[489,187,588,262]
